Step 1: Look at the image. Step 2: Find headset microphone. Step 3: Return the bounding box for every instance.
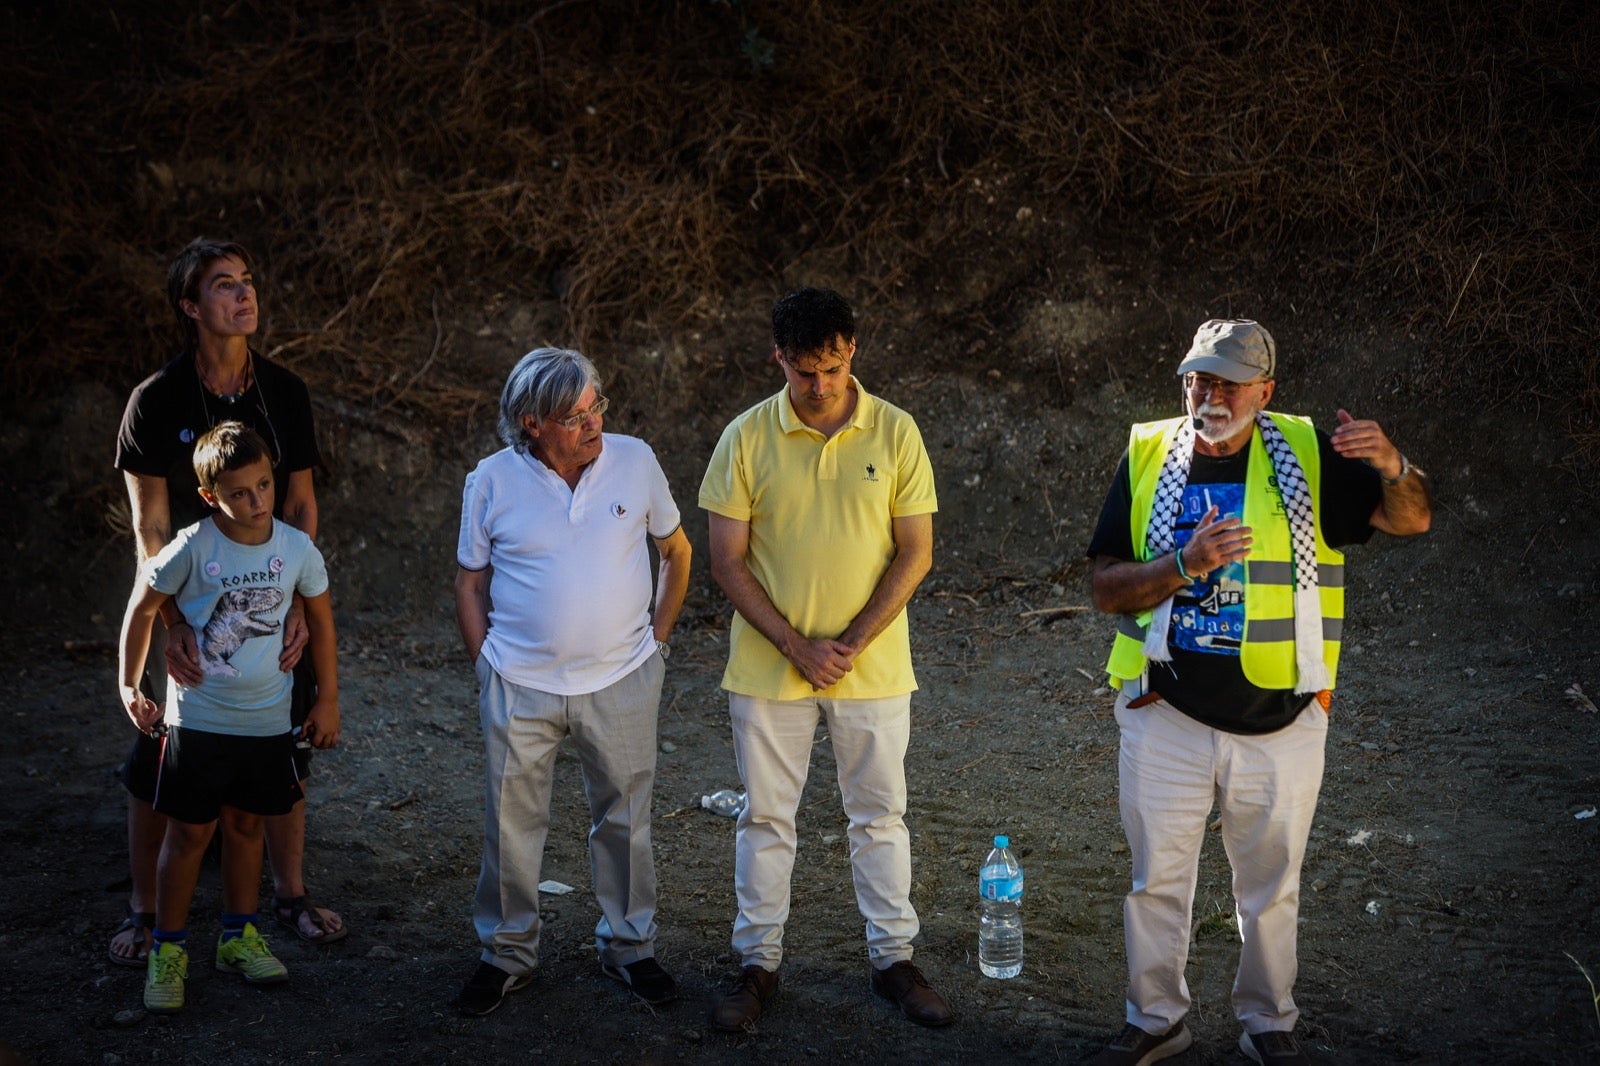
[1192,415,1204,431]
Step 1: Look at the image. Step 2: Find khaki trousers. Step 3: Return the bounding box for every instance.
[728,691,919,970]
[473,653,664,975]
[1116,693,1327,1035]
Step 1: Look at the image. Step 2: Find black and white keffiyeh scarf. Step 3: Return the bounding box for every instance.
[1141,411,1330,694]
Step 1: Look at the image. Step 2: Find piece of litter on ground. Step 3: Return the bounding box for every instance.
[538,880,575,895]
[1346,829,1374,846]
[1575,807,1597,820]
[1566,683,1599,715]
[1365,900,1380,916]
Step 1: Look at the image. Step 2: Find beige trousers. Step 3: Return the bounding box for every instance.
[728,691,919,970]
[1116,693,1327,1035]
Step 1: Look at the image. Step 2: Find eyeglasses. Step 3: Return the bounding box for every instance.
[547,395,608,430]
[1185,373,1265,397]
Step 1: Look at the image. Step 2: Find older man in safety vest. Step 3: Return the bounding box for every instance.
[1084,319,1431,1066]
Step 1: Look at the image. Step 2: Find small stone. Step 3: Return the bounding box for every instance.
[659,740,677,754]
[367,944,402,960]
[112,1009,144,1028]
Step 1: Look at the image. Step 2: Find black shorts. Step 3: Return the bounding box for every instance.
[119,657,317,802]
[151,726,304,825]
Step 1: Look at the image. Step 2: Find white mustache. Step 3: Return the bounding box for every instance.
[1196,403,1231,418]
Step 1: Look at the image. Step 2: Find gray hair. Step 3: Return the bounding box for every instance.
[497,347,602,452]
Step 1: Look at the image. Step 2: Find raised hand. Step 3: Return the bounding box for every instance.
[1331,408,1404,481]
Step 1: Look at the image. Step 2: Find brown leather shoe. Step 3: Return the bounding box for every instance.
[710,964,779,1032]
[870,960,954,1028]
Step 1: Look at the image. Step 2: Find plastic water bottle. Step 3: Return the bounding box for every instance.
[978,834,1024,978]
[700,789,746,817]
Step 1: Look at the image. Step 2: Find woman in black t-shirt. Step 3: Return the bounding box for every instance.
[108,237,347,965]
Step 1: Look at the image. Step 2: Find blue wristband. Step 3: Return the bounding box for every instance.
[1174,547,1194,581]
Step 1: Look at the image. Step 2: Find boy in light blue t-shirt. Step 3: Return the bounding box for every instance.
[118,421,340,1014]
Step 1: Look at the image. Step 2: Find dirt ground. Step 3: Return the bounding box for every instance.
[2,231,1598,1065]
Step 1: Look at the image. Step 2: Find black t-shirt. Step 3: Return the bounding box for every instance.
[115,351,321,532]
[1087,427,1382,734]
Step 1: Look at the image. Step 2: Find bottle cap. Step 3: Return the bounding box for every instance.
[994,834,1009,847]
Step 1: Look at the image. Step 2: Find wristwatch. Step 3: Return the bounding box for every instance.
[1380,454,1414,485]
[655,640,671,660]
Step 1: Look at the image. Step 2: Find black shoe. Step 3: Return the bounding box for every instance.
[1240,1029,1313,1065]
[1085,1021,1193,1065]
[602,956,679,1005]
[456,961,532,1017]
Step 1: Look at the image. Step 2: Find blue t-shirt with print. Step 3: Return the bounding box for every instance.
[1169,477,1248,655]
[147,517,329,736]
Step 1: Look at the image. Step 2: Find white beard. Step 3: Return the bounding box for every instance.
[1193,401,1256,446]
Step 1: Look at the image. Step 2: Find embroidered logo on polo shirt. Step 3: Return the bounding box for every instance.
[863,463,879,482]
[612,503,628,518]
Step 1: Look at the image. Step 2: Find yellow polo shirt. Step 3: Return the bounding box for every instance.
[699,379,938,700]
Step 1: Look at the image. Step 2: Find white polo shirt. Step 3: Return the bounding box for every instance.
[457,433,682,696]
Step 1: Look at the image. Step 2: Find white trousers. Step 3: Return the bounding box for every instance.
[473,653,664,975]
[1116,694,1327,1035]
[728,691,919,969]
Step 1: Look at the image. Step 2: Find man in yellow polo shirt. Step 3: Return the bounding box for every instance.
[699,287,951,1032]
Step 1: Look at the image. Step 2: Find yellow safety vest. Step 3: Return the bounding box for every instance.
[1104,414,1347,691]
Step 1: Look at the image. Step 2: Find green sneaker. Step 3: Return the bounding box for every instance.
[144,941,188,1013]
[215,922,289,984]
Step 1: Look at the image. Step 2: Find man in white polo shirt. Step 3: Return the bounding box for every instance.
[453,348,692,1017]
[700,288,951,1031]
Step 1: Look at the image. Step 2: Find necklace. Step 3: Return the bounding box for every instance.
[193,349,282,466]
[196,350,253,405]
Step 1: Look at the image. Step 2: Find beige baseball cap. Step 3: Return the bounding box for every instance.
[1175,319,1276,381]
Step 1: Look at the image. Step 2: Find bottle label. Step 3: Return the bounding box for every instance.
[979,871,1023,902]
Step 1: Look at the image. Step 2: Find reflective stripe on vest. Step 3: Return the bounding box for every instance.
[1104,413,1347,691]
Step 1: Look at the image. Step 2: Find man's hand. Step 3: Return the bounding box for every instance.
[164,621,203,686]
[278,602,309,672]
[1179,504,1253,577]
[121,685,162,734]
[301,696,341,749]
[1331,408,1404,480]
[1335,408,1432,535]
[787,636,857,692]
